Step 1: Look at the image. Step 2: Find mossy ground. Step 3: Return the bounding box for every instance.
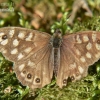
[0,0,100,100]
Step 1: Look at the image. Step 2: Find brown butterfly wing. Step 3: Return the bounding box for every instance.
[0,27,53,89]
[57,31,100,88]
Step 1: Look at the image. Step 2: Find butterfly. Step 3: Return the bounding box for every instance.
[0,27,100,89]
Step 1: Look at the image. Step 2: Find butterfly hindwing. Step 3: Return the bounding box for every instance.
[57,31,100,88]
[14,45,54,89]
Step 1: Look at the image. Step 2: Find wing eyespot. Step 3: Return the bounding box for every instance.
[2,35,7,40]
[63,79,67,84]
[22,70,26,74]
[27,73,32,79]
[70,76,75,81]
[97,39,100,44]
[35,78,40,83]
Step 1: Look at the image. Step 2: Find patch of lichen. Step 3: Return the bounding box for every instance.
[0,0,100,100]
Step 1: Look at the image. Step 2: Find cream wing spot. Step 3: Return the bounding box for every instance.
[24,47,32,53]
[20,72,26,77]
[92,33,97,42]
[13,39,19,46]
[78,66,84,74]
[18,64,25,71]
[3,50,7,54]
[95,43,100,50]
[25,33,33,41]
[2,49,7,54]
[43,72,46,75]
[28,60,36,67]
[18,53,24,60]
[86,52,91,58]
[11,48,18,54]
[80,56,86,62]
[69,63,76,69]
[1,39,8,45]
[9,30,14,38]
[75,49,81,55]
[86,42,92,50]
[76,35,82,43]
[0,32,4,36]
[18,32,25,39]
[83,35,89,42]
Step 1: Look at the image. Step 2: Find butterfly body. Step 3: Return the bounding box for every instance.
[52,29,62,75]
[0,27,100,89]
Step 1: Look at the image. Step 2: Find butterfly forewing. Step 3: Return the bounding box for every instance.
[0,27,50,61]
[0,27,53,89]
[57,31,100,88]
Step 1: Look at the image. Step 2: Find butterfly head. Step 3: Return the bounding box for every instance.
[53,29,62,48]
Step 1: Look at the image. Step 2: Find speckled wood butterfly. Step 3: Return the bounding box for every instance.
[0,27,100,89]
